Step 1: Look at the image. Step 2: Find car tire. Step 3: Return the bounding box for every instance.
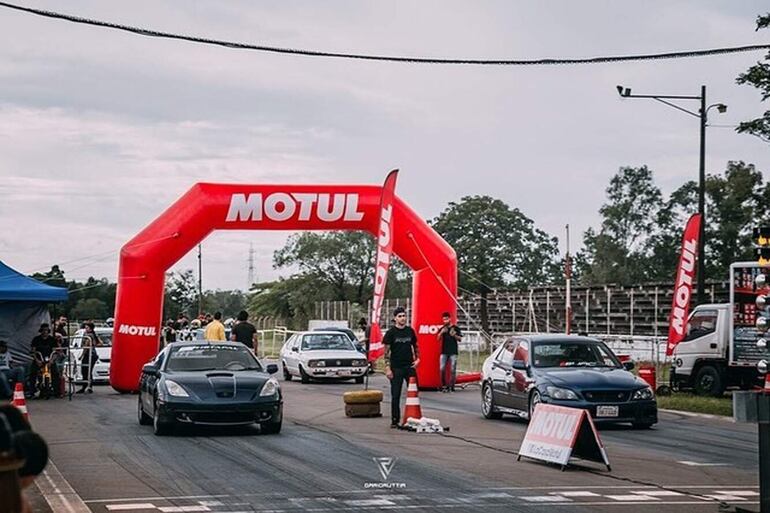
[632,422,654,429]
[354,375,365,384]
[282,362,292,381]
[152,399,173,436]
[299,366,310,384]
[138,396,151,426]
[694,365,724,397]
[481,382,502,419]
[528,389,542,421]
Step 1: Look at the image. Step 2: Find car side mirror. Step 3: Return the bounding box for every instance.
[266,364,279,374]
[142,364,158,376]
[291,347,299,353]
[623,361,635,371]
[512,360,527,370]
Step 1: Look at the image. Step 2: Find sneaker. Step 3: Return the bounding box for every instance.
[390,422,399,429]
[450,386,456,392]
[75,389,85,394]
[86,388,93,394]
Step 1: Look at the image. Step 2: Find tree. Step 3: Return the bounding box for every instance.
[578,166,663,284]
[201,289,247,319]
[736,13,770,142]
[71,298,108,319]
[431,196,560,333]
[164,270,199,319]
[644,181,698,282]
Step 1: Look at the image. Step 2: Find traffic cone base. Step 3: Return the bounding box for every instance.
[12,383,29,423]
[402,376,422,425]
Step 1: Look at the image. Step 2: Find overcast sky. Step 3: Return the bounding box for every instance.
[1,1,769,291]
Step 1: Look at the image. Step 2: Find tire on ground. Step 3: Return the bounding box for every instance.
[343,390,384,404]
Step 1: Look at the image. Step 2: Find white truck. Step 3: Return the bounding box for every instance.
[671,262,768,396]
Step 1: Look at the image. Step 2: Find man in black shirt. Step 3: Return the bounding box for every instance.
[230,310,258,352]
[437,312,462,392]
[28,324,61,397]
[383,306,419,428]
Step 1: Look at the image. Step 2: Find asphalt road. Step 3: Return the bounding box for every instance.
[23,372,760,513]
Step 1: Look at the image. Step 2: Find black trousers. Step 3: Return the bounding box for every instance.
[390,366,416,424]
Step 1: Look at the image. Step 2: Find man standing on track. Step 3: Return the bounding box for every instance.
[383,306,419,428]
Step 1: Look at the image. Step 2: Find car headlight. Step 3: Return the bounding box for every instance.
[260,378,279,397]
[632,387,654,401]
[164,380,189,398]
[352,359,367,367]
[308,360,325,368]
[545,386,578,400]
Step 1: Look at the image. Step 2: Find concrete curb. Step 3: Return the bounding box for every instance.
[659,408,734,422]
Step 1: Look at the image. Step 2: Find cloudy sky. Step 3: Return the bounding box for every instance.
[1,1,768,290]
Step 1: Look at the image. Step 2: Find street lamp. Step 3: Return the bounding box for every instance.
[616,84,726,306]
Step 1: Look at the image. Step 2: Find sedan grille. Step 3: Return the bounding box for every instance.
[583,390,630,403]
[322,359,357,367]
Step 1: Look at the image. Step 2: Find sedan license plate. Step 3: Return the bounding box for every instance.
[596,405,619,417]
[337,370,351,376]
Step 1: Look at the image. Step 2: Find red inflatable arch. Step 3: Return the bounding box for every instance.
[111,182,457,392]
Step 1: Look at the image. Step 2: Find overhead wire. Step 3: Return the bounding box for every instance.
[0,1,768,65]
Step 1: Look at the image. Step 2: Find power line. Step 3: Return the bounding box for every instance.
[1,1,768,66]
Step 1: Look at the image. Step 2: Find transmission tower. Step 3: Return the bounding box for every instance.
[247,243,255,289]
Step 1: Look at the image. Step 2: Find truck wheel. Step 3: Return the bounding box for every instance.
[694,365,725,397]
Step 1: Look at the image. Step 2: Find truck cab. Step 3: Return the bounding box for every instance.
[672,304,731,395]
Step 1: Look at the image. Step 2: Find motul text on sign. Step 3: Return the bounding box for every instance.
[226,192,365,223]
[667,214,702,355]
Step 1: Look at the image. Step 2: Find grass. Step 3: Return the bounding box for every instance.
[656,393,733,417]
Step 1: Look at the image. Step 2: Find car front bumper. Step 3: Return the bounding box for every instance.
[545,398,658,425]
[157,398,283,426]
[307,366,367,378]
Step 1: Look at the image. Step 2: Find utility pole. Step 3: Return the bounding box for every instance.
[248,243,255,290]
[197,243,203,316]
[565,224,572,335]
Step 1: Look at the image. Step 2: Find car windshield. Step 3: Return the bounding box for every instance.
[532,341,620,368]
[301,334,355,351]
[166,344,262,372]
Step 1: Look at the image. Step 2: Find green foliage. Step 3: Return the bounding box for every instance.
[30,267,116,319]
[736,13,770,142]
[163,269,199,319]
[71,298,107,319]
[431,195,560,290]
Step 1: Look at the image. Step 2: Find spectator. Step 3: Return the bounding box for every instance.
[203,313,213,326]
[383,306,419,428]
[54,316,69,347]
[28,324,61,398]
[0,341,26,399]
[437,312,462,392]
[230,310,258,351]
[1,404,49,512]
[177,314,189,329]
[76,322,102,394]
[204,312,226,341]
[161,320,177,348]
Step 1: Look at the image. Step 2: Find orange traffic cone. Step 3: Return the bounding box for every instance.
[402,376,422,425]
[764,373,770,394]
[12,383,29,423]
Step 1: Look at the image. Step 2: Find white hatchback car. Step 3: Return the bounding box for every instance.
[66,327,114,384]
[280,331,368,384]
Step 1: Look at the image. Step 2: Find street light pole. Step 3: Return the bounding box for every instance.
[616,84,725,306]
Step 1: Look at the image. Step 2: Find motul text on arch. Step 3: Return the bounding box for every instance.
[225,192,365,223]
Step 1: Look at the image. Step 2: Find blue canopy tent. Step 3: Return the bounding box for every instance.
[0,260,68,364]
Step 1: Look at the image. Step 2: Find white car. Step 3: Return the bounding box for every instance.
[280,331,368,384]
[66,327,113,384]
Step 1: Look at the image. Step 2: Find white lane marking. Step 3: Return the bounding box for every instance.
[555,491,600,497]
[521,496,571,502]
[344,499,395,506]
[467,492,512,499]
[605,495,660,501]
[678,460,729,466]
[198,501,224,506]
[36,459,91,513]
[705,495,748,501]
[158,507,211,512]
[631,491,684,497]
[713,490,759,496]
[106,505,157,511]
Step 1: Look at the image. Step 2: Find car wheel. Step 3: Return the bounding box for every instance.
[481,382,502,419]
[299,365,310,384]
[632,422,654,429]
[694,365,724,397]
[282,362,292,381]
[137,396,151,426]
[528,389,542,421]
[354,375,365,384]
[152,399,173,436]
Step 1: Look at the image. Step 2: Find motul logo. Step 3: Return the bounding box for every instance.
[670,238,697,337]
[226,193,365,223]
[370,203,393,326]
[529,410,579,441]
[117,324,157,337]
[418,324,444,335]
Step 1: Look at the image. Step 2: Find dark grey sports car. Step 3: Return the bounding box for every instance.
[481,335,657,429]
[138,342,282,435]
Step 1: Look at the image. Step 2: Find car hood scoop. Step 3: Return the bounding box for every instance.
[207,373,235,398]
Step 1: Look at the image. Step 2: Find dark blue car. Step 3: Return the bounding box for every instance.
[480,335,657,429]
